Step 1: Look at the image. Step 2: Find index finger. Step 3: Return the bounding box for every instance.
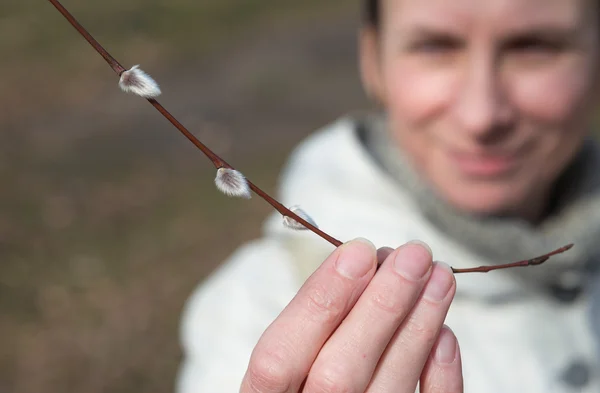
[240,238,378,393]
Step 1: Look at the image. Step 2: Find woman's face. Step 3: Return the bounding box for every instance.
[361,0,599,220]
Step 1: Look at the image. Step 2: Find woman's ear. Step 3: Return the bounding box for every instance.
[358,27,385,105]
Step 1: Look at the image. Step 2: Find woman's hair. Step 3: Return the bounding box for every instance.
[364,0,379,28]
[363,0,599,30]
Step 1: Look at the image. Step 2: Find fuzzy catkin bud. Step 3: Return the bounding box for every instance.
[119,65,162,98]
[214,168,251,199]
[283,206,318,230]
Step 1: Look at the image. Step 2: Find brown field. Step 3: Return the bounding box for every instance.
[0,1,370,391]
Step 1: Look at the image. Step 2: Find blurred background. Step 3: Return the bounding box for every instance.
[0,0,370,391]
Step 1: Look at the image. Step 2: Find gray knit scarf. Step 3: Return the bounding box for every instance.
[358,114,600,304]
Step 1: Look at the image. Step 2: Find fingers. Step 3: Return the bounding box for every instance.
[366,261,456,393]
[240,238,378,393]
[376,247,394,265]
[303,242,433,393]
[420,326,463,393]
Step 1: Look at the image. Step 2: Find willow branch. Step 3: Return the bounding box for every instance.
[47,0,342,248]
[451,244,573,274]
[47,0,575,272]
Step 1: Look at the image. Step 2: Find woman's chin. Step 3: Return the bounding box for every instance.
[435,180,530,218]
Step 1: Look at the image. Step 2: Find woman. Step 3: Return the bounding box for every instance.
[178,0,600,391]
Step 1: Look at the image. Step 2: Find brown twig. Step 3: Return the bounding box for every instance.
[46,0,574,273]
[46,0,341,248]
[451,244,573,274]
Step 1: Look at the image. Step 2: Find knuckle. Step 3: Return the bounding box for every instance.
[404,314,439,347]
[304,281,347,324]
[306,367,355,393]
[368,282,410,317]
[247,348,292,393]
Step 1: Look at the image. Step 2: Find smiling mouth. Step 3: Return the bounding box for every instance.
[448,150,519,178]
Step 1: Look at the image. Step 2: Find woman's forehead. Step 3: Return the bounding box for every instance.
[383,0,591,32]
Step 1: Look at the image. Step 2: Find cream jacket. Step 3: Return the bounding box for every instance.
[177,117,599,392]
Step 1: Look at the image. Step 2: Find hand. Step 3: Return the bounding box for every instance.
[240,238,462,393]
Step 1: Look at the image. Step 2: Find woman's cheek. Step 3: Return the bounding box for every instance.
[383,62,456,124]
[508,60,591,123]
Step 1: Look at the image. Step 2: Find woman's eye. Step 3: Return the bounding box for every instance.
[508,38,564,55]
[504,37,568,67]
[412,39,459,53]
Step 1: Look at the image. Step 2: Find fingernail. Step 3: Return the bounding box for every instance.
[423,262,454,302]
[408,239,433,256]
[394,241,432,281]
[435,327,457,364]
[335,238,375,279]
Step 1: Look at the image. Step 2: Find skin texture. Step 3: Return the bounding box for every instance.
[242,1,600,392]
[361,0,600,222]
[240,240,461,393]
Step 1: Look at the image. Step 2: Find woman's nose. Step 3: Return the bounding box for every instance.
[452,56,515,138]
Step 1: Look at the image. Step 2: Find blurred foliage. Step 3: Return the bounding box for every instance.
[1,0,352,122]
[0,0,367,392]
[3,0,348,58]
